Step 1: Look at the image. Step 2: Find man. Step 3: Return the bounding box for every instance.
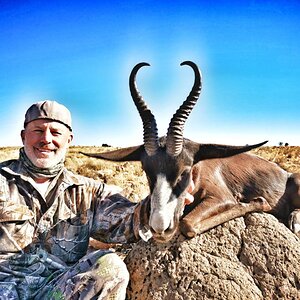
[0,100,194,299]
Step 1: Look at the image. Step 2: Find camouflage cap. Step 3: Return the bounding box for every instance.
[24,100,72,131]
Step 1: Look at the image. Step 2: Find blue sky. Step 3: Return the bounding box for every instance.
[0,0,299,147]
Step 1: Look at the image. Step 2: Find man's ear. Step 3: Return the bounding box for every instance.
[20,130,25,143]
[68,133,73,144]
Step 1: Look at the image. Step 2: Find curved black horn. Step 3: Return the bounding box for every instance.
[129,62,159,156]
[166,61,202,156]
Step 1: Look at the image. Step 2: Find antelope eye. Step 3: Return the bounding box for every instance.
[176,169,190,188]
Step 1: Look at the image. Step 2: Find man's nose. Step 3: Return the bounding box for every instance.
[40,130,52,143]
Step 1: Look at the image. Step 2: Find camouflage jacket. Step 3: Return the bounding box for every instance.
[0,159,150,264]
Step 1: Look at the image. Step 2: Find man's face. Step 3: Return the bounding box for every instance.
[21,119,73,168]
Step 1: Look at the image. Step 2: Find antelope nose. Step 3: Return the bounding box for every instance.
[150,211,173,234]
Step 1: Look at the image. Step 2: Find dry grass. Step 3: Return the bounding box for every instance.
[0,147,20,162]
[251,146,300,173]
[1,145,299,202]
[67,146,149,202]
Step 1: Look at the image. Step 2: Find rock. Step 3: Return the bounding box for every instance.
[124,213,300,300]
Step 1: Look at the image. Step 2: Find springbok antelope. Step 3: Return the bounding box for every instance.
[84,61,300,243]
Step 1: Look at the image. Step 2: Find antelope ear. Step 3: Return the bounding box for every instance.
[185,140,268,164]
[81,145,145,162]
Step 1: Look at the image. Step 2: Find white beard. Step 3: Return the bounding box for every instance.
[23,144,68,168]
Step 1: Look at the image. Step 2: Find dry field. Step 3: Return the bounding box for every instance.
[1,145,300,202]
[0,146,149,202]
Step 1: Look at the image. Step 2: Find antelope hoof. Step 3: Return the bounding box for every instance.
[251,196,272,211]
[180,219,197,239]
[288,209,300,237]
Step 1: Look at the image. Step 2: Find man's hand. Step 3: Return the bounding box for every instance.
[101,184,123,200]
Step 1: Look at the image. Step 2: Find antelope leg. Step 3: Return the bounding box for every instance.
[180,197,271,238]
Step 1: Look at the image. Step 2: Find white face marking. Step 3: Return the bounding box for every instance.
[149,174,178,233]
